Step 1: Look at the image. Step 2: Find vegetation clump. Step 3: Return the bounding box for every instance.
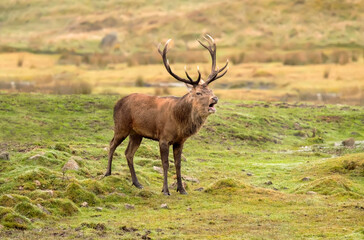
[14,202,47,219]
[205,178,243,194]
[1,213,31,230]
[0,194,31,207]
[42,198,79,216]
[65,182,99,206]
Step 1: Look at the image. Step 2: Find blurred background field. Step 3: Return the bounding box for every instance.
[0,0,364,104]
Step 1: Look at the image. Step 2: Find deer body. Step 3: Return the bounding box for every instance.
[105,35,228,195]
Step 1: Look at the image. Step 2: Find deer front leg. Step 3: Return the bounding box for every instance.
[159,141,170,195]
[173,143,187,194]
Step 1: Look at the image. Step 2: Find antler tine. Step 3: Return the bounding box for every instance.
[197,34,229,85]
[157,39,201,86]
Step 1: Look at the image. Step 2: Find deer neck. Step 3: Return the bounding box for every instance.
[173,95,207,137]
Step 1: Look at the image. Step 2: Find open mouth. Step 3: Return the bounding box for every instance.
[208,103,216,113]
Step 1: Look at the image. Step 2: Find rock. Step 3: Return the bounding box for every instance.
[29,153,44,160]
[342,138,355,147]
[125,204,135,210]
[169,181,188,190]
[186,207,192,211]
[95,207,103,212]
[301,177,311,181]
[160,203,168,209]
[182,175,199,183]
[34,180,41,186]
[247,172,253,176]
[294,122,301,130]
[37,204,51,215]
[62,159,80,172]
[0,152,10,160]
[153,166,163,174]
[81,202,88,207]
[264,181,273,185]
[18,186,24,190]
[194,187,204,192]
[306,191,317,195]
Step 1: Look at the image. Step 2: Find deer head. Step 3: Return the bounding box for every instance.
[158,34,228,117]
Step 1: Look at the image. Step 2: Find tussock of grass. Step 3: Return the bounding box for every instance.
[14,202,46,219]
[0,194,31,208]
[42,198,79,217]
[1,213,31,230]
[295,175,359,197]
[65,182,99,206]
[205,178,247,194]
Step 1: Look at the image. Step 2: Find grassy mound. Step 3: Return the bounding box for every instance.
[205,178,247,194]
[14,202,47,219]
[1,213,31,230]
[295,175,361,198]
[42,198,79,217]
[65,182,99,206]
[0,194,31,208]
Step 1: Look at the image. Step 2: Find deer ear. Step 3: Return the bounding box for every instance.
[185,83,193,92]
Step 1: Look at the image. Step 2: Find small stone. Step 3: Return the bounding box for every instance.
[273,187,278,191]
[194,187,204,192]
[62,159,80,172]
[34,180,41,186]
[0,152,10,160]
[264,181,273,185]
[306,191,317,195]
[342,138,355,147]
[247,173,253,176]
[125,204,135,209]
[294,122,301,130]
[81,202,88,207]
[241,169,245,172]
[182,175,199,183]
[18,186,24,190]
[29,153,44,160]
[153,166,163,174]
[160,203,168,209]
[301,177,311,181]
[186,207,192,211]
[95,207,103,212]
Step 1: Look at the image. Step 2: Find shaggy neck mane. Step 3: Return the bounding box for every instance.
[173,94,206,137]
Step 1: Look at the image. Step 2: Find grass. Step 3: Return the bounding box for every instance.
[0,94,363,239]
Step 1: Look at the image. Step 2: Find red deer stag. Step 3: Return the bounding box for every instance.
[105,34,228,195]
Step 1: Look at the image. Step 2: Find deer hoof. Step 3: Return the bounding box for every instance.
[162,189,170,196]
[104,172,111,177]
[179,190,188,195]
[133,182,143,189]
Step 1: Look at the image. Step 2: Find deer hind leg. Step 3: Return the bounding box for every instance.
[105,133,127,176]
[159,141,170,195]
[125,134,143,189]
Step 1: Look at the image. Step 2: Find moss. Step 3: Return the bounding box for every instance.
[1,213,31,230]
[0,194,31,207]
[27,189,55,200]
[81,179,107,195]
[54,143,71,153]
[43,198,79,216]
[0,206,14,219]
[295,175,358,196]
[205,178,242,194]
[14,202,47,219]
[137,190,155,199]
[65,182,99,206]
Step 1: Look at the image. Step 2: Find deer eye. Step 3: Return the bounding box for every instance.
[196,92,202,96]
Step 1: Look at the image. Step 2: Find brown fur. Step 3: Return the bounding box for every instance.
[105,85,218,195]
[105,35,227,195]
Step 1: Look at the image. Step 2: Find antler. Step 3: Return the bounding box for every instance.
[198,34,229,85]
[158,39,201,86]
